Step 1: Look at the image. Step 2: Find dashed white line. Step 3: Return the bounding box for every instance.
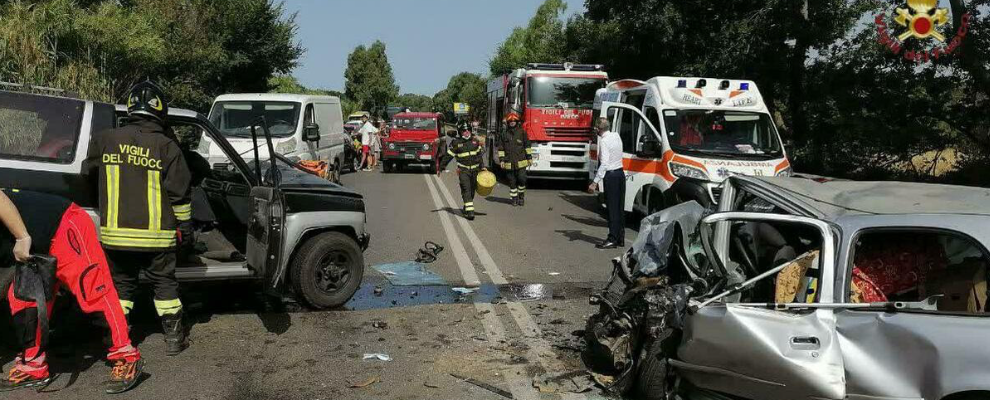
[422,175,481,288]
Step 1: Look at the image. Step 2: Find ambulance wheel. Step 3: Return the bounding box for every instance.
[0,268,15,352]
[291,232,364,309]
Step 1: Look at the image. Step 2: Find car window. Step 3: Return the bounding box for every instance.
[616,109,637,153]
[0,91,84,164]
[721,220,826,304]
[645,106,662,138]
[849,230,988,314]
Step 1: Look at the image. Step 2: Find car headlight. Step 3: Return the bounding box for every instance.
[388,142,396,150]
[422,143,430,151]
[276,138,297,155]
[670,162,709,180]
[776,166,793,177]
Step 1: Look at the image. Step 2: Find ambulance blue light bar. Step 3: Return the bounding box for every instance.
[677,79,687,88]
[740,83,750,90]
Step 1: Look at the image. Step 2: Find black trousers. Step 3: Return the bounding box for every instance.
[106,249,181,316]
[506,168,527,198]
[603,169,626,243]
[458,168,479,211]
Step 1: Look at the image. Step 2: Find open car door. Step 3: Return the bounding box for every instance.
[245,118,287,293]
[674,212,846,400]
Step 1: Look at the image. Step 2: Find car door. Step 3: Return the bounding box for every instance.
[314,102,343,164]
[675,212,847,400]
[243,119,287,290]
[300,103,320,160]
[599,101,666,213]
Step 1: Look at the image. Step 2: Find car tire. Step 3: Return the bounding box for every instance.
[330,159,342,184]
[636,329,679,400]
[290,232,364,309]
[0,268,15,352]
[383,162,392,173]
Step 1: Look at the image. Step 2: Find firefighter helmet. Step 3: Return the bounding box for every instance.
[458,121,472,133]
[505,113,520,122]
[126,80,168,121]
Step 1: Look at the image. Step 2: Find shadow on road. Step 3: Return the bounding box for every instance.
[555,229,602,246]
[562,214,607,228]
[430,207,488,218]
[558,192,601,215]
[485,196,515,206]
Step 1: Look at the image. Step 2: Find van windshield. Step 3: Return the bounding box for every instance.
[209,101,300,138]
[663,110,782,158]
[392,118,437,131]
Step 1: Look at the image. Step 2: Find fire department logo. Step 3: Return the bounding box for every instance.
[875,0,972,63]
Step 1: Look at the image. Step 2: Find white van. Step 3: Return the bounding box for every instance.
[593,77,790,214]
[203,93,347,181]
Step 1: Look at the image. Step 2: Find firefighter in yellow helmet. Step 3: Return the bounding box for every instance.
[86,80,191,356]
[438,122,486,220]
[497,112,532,206]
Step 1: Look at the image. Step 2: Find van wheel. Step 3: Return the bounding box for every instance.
[0,268,15,352]
[330,159,342,184]
[291,232,364,309]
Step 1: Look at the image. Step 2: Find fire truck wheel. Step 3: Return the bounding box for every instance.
[0,267,14,352]
[291,232,364,309]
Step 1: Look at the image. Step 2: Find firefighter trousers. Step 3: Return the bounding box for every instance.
[106,249,182,317]
[458,168,479,212]
[7,204,139,377]
[505,168,527,199]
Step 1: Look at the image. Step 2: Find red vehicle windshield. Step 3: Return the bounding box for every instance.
[392,117,437,131]
[527,77,605,109]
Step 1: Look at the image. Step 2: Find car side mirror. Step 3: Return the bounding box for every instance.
[637,138,661,158]
[303,123,320,141]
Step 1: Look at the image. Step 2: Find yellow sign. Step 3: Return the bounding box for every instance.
[894,0,949,42]
[453,103,470,114]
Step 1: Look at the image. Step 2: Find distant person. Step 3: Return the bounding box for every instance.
[498,113,532,206]
[438,122,485,220]
[357,115,378,171]
[0,189,143,394]
[587,117,625,249]
[370,120,385,170]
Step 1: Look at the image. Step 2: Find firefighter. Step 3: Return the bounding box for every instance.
[498,113,532,206]
[438,122,485,220]
[0,189,143,394]
[86,80,192,356]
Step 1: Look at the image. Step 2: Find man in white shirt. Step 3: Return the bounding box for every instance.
[357,115,379,171]
[587,117,625,249]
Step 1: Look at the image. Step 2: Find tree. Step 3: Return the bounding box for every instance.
[433,72,486,121]
[395,93,433,112]
[343,40,399,118]
[489,0,568,75]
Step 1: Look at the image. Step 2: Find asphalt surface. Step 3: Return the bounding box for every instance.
[1,165,640,399]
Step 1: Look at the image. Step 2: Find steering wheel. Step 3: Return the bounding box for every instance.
[731,226,760,278]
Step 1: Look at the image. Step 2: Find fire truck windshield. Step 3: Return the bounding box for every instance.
[663,110,782,158]
[527,77,604,109]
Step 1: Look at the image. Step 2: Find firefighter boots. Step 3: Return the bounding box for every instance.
[518,193,525,207]
[162,312,188,356]
[464,210,476,221]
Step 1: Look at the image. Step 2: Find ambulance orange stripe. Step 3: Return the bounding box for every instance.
[774,159,791,174]
[689,89,703,96]
[670,154,706,171]
[729,90,744,98]
[622,150,676,182]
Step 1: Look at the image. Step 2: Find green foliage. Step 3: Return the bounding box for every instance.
[489,0,568,75]
[0,0,302,111]
[432,72,486,122]
[344,40,399,119]
[395,93,433,112]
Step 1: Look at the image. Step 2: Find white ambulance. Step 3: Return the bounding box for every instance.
[593,77,790,214]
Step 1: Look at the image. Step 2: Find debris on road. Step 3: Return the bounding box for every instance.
[362,353,392,362]
[532,370,596,394]
[371,320,389,330]
[424,381,441,389]
[414,241,445,263]
[373,286,384,296]
[349,376,380,388]
[450,373,513,399]
[452,287,477,294]
[548,272,560,276]
[372,261,446,286]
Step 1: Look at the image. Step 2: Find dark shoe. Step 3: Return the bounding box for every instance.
[511,197,519,206]
[518,195,525,207]
[464,211,476,221]
[162,313,188,356]
[0,368,52,392]
[596,240,621,249]
[104,358,144,394]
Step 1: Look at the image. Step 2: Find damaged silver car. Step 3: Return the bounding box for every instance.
[584,176,990,400]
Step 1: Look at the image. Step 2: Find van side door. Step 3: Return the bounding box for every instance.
[314,102,344,165]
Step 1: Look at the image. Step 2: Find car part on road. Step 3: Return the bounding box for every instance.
[415,241,444,263]
[532,370,596,394]
[349,376,380,388]
[450,373,513,399]
[362,353,392,362]
[371,262,446,286]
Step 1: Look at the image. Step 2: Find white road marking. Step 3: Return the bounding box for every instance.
[423,176,538,400]
[430,175,569,375]
[423,175,481,288]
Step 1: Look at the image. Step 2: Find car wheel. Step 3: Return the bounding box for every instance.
[291,232,364,309]
[330,159,342,183]
[383,162,392,173]
[0,268,15,352]
[636,329,679,400]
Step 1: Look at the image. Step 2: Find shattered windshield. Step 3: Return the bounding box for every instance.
[664,110,782,159]
[209,101,300,138]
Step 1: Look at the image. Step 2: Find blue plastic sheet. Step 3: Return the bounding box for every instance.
[372,261,446,286]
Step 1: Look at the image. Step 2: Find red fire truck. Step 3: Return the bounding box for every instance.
[486,63,608,180]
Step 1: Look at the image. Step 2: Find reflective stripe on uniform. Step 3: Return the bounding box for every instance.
[525,148,534,154]
[154,299,183,316]
[464,201,475,211]
[497,151,506,157]
[447,148,456,157]
[100,236,177,248]
[173,203,192,222]
[518,186,526,193]
[501,159,530,169]
[106,165,120,229]
[509,188,518,198]
[147,170,162,231]
[100,226,177,248]
[457,163,480,170]
[120,300,134,314]
[455,149,480,157]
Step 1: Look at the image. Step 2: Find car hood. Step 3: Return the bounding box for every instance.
[275,165,362,198]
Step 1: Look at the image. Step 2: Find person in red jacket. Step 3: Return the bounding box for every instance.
[0,189,143,394]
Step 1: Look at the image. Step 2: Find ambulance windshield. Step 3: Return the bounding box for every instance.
[527,77,605,109]
[663,110,782,158]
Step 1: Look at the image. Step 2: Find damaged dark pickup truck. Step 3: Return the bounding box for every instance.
[584,176,990,400]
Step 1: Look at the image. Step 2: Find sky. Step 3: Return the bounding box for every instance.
[281,0,586,96]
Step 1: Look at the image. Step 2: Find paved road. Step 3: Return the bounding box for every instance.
[1,166,640,399]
